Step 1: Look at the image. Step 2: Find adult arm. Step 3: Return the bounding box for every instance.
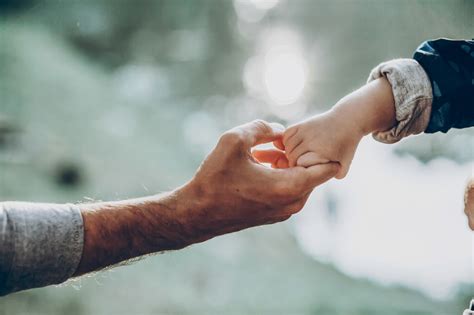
[75,121,338,275]
[0,120,339,295]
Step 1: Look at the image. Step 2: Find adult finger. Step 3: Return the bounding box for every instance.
[252,149,289,168]
[303,162,340,190]
[260,214,292,226]
[262,164,335,200]
[335,163,350,180]
[234,120,285,148]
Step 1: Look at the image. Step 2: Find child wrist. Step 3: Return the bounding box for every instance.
[330,101,369,138]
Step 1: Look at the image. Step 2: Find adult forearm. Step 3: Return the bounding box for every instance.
[74,187,196,276]
[1,120,338,296]
[74,119,339,277]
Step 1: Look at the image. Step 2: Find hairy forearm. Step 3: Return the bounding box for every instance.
[74,188,196,276]
[71,119,335,278]
[0,120,336,296]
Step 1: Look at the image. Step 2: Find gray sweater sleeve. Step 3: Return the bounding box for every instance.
[0,202,84,296]
[367,58,433,143]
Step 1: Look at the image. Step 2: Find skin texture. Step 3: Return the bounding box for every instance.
[74,120,339,276]
[281,77,397,179]
[464,178,474,230]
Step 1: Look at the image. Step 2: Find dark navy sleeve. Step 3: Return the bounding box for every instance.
[413,39,474,133]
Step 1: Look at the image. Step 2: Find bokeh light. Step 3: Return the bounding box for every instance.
[233,0,279,23]
[263,47,306,106]
[242,27,308,119]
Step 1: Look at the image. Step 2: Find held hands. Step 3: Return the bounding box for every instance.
[180,120,339,242]
[183,78,397,241]
[75,120,340,276]
[282,110,364,179]
[254,78,398,179]
[252,109,364,179]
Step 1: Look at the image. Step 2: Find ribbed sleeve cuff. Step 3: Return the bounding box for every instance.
[367,58,433,144]
[0,202,84,296]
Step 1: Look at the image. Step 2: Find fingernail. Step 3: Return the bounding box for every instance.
[269,122,285,132]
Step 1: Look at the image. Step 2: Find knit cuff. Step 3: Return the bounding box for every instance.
[0,202,84,295]
[368,58,433,144]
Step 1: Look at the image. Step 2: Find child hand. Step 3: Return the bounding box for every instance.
[283,110,364,179]
[254,78,397,179]
[283,77,398,179]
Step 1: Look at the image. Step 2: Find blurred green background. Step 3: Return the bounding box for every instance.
[0,0,473,314]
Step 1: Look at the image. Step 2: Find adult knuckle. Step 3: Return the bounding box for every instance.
[219,131,244,147]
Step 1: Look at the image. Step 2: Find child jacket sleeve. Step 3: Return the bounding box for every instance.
[368,39,473,143]
[414,39,474,133]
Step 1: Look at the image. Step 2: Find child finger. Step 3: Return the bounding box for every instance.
[288,144,311,167]
[284,135,303,156]
[296,152,329,168]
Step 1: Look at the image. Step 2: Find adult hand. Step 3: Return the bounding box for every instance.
[75,120,339,276]
[178,120,339,243]
[3,120,338,295]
